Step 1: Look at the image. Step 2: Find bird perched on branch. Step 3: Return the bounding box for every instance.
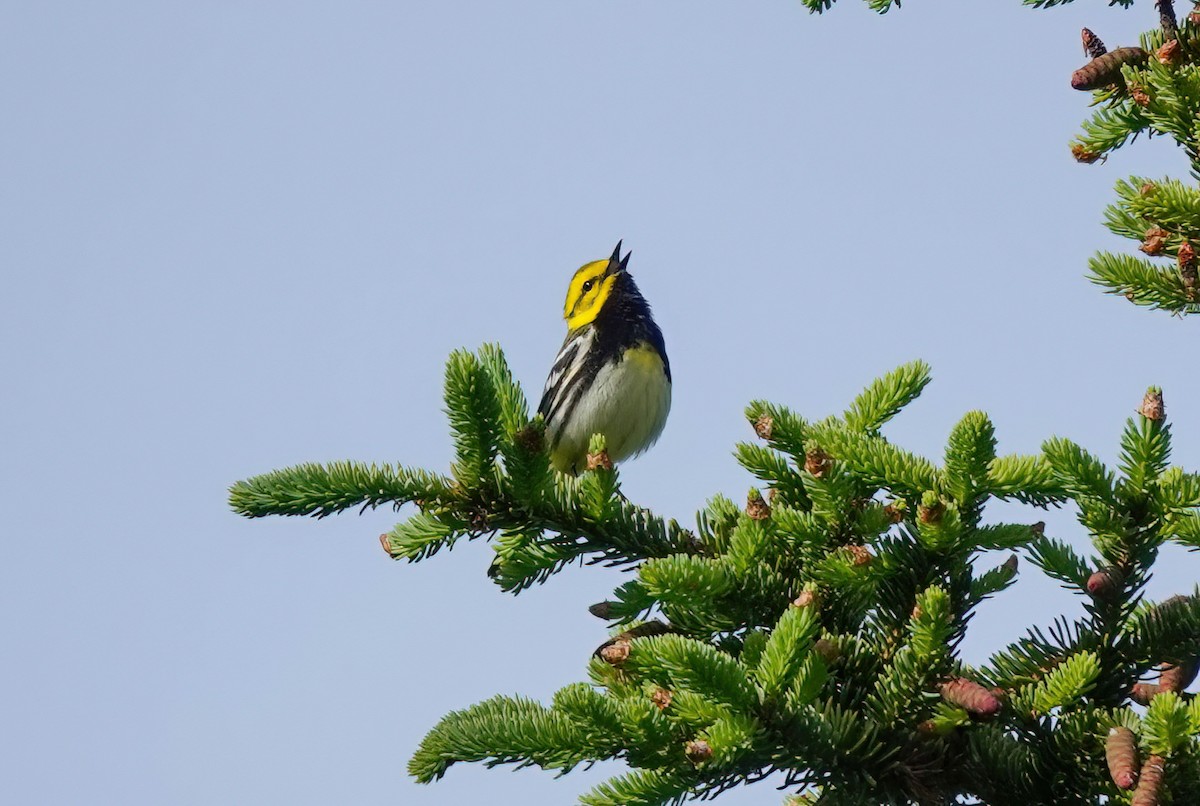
[538,242,671,474]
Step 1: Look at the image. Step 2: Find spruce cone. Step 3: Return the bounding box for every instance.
[1158,0,1180,40]
[1131,755,1165,806]
[1071,47,1149,91]
[940,678,1002,717]
[1106,726,1139,790]
[1087,568,1123,599]
[1131,682,1161,705]
[1158,659,1198,692]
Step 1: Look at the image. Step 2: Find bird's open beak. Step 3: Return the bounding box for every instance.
[608,240,631,275]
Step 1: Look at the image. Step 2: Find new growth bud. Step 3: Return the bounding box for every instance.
[685,739,712,764]
[814,638,841,665]
[586,449,613,472]
[792,589,818,609]
[1156,39,1181,65]
[753,414,774,440]
[847,544,873,567]
[1179,241,1198,289]
[514,423,544,455]
[804,448,833,478]
[746,489,771,521]
[599,640,630,666]
[1139,388,1165,422]
[917,501,944,525]
[1140,227,1169,255]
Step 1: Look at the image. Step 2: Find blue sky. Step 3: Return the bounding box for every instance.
[3,2,1198,804]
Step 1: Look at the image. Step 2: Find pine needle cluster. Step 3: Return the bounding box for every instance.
[230,346,1200,804]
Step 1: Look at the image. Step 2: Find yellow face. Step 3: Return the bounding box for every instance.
[563,258,619,331]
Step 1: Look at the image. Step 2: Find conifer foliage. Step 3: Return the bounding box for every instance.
[227,2,1200,803]
[230,346,1200,804]
[809,0,1200,315]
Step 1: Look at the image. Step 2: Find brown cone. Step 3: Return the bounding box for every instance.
[1071,47,1149,90]
[1158,659,1198,692]
[1106,726,1139,790]
[1131,755,1165,806]
[940,678,1002,717]
[1087,568,1123,599]
[1131,682,1161,705]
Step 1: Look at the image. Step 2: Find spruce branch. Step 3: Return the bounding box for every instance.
[232,346,1200,802]
[841,359,931,435]
[408,695,606,782]
[229,461,452,518]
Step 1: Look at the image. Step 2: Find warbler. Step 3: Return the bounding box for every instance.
[537,242,671,474]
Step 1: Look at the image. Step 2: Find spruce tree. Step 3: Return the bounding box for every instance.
[229,3,1200,804]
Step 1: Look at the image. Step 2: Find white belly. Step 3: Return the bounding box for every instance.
[549,348,671,473]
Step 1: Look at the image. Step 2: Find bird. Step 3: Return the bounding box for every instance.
[537,241,671,474]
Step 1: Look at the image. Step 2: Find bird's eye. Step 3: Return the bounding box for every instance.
[581,279,595,293]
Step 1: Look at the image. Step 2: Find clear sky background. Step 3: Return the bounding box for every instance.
[3,2,1198,804]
